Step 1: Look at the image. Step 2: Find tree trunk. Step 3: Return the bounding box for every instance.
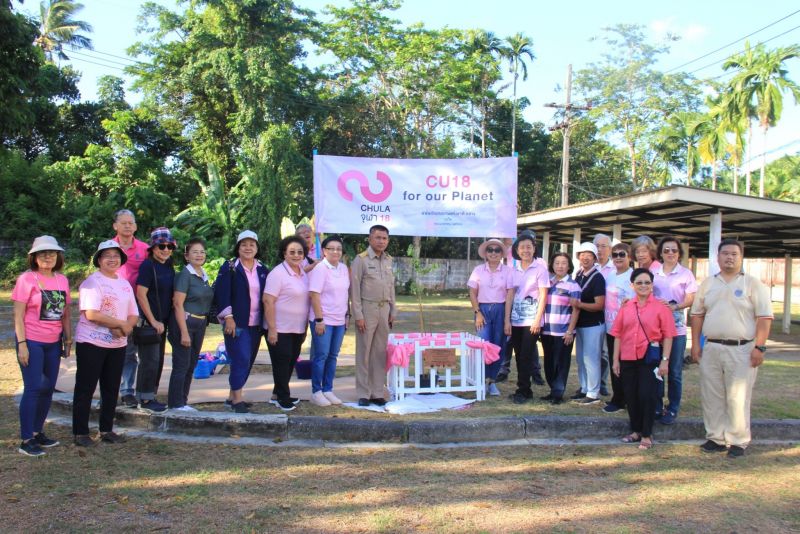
[745,121,752,195]
[628,142,638,189]
[511,60,518,156]
[711,160,717,190]
[760,126,767,197]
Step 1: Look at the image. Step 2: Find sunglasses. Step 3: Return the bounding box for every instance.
[611,251,627,258]
[662,247,679,254]
[286,250,305,256]
[485,247,503,254]
[156,244,176,251]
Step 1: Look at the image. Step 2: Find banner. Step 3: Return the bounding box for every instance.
[313,155,518,237]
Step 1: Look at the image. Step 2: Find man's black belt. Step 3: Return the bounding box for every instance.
[706,338,753,346]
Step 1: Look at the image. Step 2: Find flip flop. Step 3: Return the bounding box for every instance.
[639,439,654,450]
[621,433,641,443]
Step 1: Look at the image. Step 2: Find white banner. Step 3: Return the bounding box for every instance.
[313,155,518,237]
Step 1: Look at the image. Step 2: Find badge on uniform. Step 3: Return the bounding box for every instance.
[734,289,743,297]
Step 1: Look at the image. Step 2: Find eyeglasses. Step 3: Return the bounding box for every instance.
[324,247,343,252]
[633,280,653,286]
[156,244,176,251]
[662,247,679,254]
[37,251,58,257]
[611,252,627,258]
[286,250,305,256]
[485,247,503,254]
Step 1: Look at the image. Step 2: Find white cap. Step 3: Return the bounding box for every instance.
[236,230,258,244]
[93,240,128,267]
[576,242,598,258]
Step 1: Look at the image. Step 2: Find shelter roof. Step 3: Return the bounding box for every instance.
[517,186,800,258]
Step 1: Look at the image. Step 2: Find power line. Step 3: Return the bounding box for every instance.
[665,8,800,73]
[69,49,139,68]
[67,55,128,72]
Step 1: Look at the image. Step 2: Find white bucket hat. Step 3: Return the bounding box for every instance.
[28,235,64,255]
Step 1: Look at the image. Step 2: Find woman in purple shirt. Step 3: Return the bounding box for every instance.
[468,238,514,396]
[264,236,310,412]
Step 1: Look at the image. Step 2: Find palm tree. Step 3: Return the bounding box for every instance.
[35,0,93,62]
[656,111,701,185]
[715,92,749,193]
[503,33,535,155]
[463,29,503,157]
[693,97,729,190]
[723,42,800,197]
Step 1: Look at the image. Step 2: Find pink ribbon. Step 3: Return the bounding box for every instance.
[466,340,501,364]
[386,342,415,369]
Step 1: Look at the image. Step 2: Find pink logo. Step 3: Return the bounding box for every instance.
[337,170,392,203]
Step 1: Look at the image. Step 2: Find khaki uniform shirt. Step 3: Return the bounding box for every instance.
[690,272,773,340]
[350,246,396,321]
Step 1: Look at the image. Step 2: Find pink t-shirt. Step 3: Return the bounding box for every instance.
[114,236,149,288]
[510,261,551,327]
[653,263,698,336]
[605,268,635,333]
[265,261,309,334]
[240,260,263,327]
[467,263,513,303]
[308,260,350,325]
[75,271,139,348]
[12,271,72,343]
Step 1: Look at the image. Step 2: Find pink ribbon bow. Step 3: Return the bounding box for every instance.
[386,342,415,369]
[466,340,501,364]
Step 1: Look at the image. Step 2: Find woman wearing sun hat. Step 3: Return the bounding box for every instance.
[133,227,177,414]
[73,240,140,446]
[468,238,515,396]
[12,236,72,456]
[214,230,269,413]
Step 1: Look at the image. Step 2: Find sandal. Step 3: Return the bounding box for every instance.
[638,439,653,450]
[621,433,641,443]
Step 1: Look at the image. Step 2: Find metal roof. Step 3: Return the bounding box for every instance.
[517,186,800,258]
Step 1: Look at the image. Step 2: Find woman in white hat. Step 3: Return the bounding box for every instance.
[73,240,140,446]
[468,238,514,396]
[12,236,71,456]
[213,230,269,413]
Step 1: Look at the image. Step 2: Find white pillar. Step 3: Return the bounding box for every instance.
[784,254,793,335]
[708,211,722,276]
[680,242,690,268]
[542,231,550,263]
[612,224,622,244]
[572,228,581,265]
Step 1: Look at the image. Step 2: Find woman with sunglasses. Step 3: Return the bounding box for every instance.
[610,268,676,450]
[652,236,697,425]
[13,236,71,456]
[264,236,310,411]
[602,242,635,414]
[167,238,214,411]
[468,239,515,396]
[133,227,177,413]
[307,236,350,406]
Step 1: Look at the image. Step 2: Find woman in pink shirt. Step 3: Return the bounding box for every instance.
[631,235,661,273]
[307,236,350,407]
[611,268,676,450]
[468,238,514,396]
[264,236,310,411]
[12,236,72,456]
[73,241,140,447]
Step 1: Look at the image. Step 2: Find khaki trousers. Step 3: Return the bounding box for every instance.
[699,341,758,447]
[355,300,390,399]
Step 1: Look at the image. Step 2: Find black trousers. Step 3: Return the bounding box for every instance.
[541,334,573,398]
[268,332,307,402]
[620,358,659,438]
[73,342,126,435]
[167,315,207,408]
[606,334,626,408]
[136,330,167,401]
[510,326,540,397]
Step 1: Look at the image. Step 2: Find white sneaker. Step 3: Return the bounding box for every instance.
[310,391,331,407]
[322,391,343,405]
[173,405,198,412]
[487,383,501,396]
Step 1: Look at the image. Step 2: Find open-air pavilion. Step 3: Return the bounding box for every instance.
[516,185,800,334]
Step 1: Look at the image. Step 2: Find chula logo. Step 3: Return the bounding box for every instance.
[337,170,392,203]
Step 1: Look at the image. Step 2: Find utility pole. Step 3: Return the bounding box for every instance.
[545,64,591,207]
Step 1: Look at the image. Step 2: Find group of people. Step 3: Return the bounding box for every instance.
[468,231,772,455]
[12,211,771,458]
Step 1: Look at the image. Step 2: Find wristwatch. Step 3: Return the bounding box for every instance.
[754,345,767,353]
[661,356,669,362]
[314,318,324,323]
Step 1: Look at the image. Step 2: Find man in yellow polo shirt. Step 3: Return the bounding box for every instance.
[690,238,773,458]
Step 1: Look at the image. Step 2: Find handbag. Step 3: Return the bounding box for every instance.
[133,263,164,346]
[635,305,662,366]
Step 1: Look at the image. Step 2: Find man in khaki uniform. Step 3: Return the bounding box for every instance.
[690,239,773,458]
[350,225,396,406]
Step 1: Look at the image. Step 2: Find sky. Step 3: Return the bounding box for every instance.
[23,0,800,169]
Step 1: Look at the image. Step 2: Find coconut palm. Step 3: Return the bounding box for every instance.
[503,33,535,155]
[35,0,93,62]
[693,97,730,190]
[723,42,800,197]
[463,29,504,157]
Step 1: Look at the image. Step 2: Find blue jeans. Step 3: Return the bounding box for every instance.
[120,336,138,396]
[18,338,61,440]
[225,325,262,391]
[310,322,346,393]
[576,324,604,398]
[657,334,686,415]
[478,303,506,380]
